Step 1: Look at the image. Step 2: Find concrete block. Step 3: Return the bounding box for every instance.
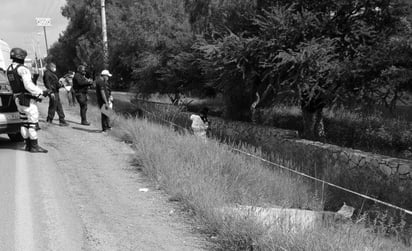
[218,205,344,234]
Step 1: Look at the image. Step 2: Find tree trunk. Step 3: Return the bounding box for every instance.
[301,107,325,141]
[250,92,260,124]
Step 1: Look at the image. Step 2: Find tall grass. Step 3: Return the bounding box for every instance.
[112,116,319,209]
[107,112,409,250]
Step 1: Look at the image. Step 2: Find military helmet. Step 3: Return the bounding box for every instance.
[10,48,27,60]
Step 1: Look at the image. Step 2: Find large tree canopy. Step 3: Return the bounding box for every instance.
[192,0,412,136]
[49,0,196,91]
[48,0,412,138]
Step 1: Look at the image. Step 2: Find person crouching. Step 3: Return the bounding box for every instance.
[190,107,210,141]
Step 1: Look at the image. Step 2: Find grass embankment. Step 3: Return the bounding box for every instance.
[85,106,407,250]
[138,94,412,159]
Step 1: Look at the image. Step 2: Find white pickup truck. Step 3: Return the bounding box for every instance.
[0,39,11,71]
[0,40,23,141]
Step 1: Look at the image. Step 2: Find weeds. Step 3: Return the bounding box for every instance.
[260,105,412,159]
[106,109,409,250]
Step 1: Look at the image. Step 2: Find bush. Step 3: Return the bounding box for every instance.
[260,105,412,160]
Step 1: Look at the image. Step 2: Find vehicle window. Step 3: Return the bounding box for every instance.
[0,71,12,93]
[0,71,7,81]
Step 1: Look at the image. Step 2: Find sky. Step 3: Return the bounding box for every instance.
[0,0,69,59]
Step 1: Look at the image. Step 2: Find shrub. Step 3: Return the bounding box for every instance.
[260,105,412,159]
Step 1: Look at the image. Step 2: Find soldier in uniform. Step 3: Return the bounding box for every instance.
[73,64,93,125]
[6,48,50,153]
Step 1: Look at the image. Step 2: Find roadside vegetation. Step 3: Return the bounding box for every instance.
[89,103,408,250]
[135,94,412,160]
[259,104,412,159]
[47,0,412,159]
[46,0,412,247]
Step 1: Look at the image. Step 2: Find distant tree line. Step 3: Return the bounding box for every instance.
[48,0,412,139]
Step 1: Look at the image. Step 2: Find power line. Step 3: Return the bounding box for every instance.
[43,1,58,19]
[39,0,53,18]
[133,99,412,216]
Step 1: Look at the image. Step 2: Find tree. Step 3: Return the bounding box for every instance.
[194,34,262,120]
[48,0,412,135]
[47,0,104,77]
[261,1,412,138]
[196,0,412,138]
[48,0,196,92]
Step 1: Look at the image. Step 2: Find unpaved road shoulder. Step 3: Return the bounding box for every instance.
[38,100,207,250]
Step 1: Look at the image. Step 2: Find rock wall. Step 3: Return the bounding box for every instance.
[132,99,412,181]
[293,139,412,181]
[133,99,412,210]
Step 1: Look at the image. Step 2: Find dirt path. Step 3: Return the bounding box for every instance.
[36,97,207,250]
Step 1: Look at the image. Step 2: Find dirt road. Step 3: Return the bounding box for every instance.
[0,96,206,250]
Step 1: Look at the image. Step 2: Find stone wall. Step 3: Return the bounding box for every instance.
[294,139,412,181]
[132,99,412,210]
[132,99,411,180]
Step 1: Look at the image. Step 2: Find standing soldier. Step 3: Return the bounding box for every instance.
[6,48,50,153]
[43,62,69,126]
[73,64,93,125]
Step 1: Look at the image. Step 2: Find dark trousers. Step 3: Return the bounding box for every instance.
[99,102,111,130]
[101,113,110,131]
[75,93,88,123]
[47,92,65,122]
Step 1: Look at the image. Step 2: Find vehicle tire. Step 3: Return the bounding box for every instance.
[8,133,24,142]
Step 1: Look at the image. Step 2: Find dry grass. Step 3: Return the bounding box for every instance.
[112,116,319,209]
[61,93,410,250]
[103,110,409,250]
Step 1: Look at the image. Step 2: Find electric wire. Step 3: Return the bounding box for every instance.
[133,99,412,216]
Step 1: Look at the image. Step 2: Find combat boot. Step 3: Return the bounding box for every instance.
[24,138,31,151]
[29,139,48,153]
[59,120,69,127]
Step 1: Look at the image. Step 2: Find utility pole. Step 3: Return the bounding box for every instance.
[101,0,109,68]
[35,18,51,57]
[43,26,49,55]
[35,34,44,75]
[31,40,38,71]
